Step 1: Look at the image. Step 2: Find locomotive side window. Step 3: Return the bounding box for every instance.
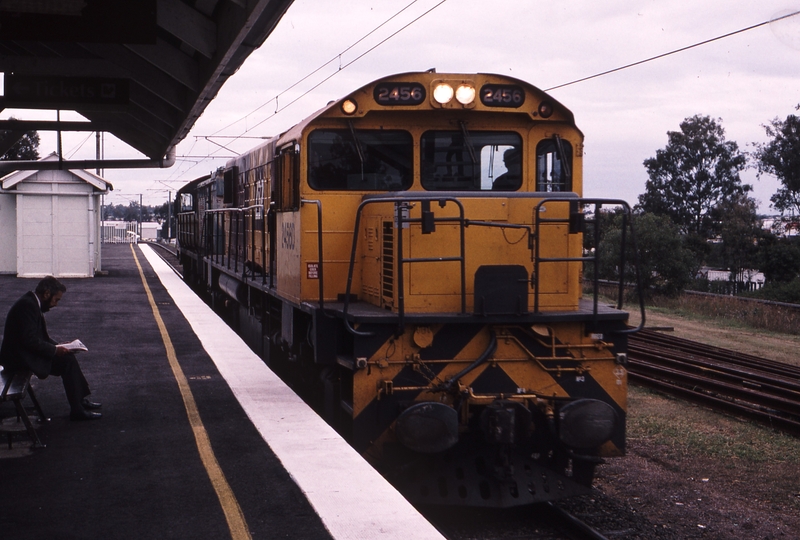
[276,147,299,211]
[536,137,573,192]
[223,167,238,204]
[180,193,193,212]
[308,129,412,191]
[420,131,522,191]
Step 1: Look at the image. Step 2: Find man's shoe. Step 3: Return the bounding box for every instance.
[81,398,102,410]
[70,409,102,421]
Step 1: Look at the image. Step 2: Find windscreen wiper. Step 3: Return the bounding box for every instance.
[459,120,478,165]
[553,134,572,180]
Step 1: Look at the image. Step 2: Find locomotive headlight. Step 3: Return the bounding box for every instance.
[433,83,454,104]
[341,99,358,115]
[558,399,618,449]
[538,101,554,118]
[455,84,476,105]
[395,402,458,453]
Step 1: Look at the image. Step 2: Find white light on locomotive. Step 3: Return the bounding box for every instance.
[433,83,454,104]
[455,84,476,105]
[341,99,358,115]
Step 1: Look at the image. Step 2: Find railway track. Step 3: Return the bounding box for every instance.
[425,501,613,540]
[143,241,183,278]
[627,329,800,433]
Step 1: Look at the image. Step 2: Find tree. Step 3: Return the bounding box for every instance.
[0,120,40,161]
[597,211,697,297]
[153,202,170,222]
[754,107,800,216]
[638,115,749,239]
[758,235,800,284]
[709,192,763,283]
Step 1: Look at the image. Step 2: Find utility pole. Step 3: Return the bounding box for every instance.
[167,191,172,241]
[139,194,143,241]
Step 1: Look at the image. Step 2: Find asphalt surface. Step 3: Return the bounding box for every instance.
[0,243,332,540]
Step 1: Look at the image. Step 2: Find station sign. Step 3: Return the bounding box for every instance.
[3,75,130,108]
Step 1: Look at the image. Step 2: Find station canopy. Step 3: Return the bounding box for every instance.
[0,0,293,172]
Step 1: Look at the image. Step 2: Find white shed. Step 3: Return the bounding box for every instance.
[0,154,112,278]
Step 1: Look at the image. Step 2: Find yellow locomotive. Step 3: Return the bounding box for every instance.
[176,71,642,507]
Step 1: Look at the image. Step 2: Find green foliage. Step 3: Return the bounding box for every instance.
[103,202,153,222]
[757,235,800,283]
[638,115,749,238]
[0,122,40,161]
[709,192,763,280]
[744,277,800,304]
[596,211,697,297]
[754,108,800,215]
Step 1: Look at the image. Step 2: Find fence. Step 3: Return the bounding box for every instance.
[102,222,139,243]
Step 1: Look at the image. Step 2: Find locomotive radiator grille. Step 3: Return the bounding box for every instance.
[381,221,394,309]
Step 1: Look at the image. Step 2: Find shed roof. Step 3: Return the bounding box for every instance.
[0,153,113,192]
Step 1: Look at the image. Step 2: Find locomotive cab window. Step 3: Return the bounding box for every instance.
[276,147,300,211]
[307,129,412,191]
[180,193,193,212]
[420,130,522,191]
[536,137,573,192]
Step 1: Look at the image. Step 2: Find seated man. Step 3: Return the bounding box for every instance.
[0,276,102,421]
[493,147,522,190]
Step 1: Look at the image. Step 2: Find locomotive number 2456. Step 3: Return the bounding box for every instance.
[373,82,426,105]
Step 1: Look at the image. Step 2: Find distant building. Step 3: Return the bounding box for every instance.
[698,266,764,290]
[762,216,800,238]
[0,154,112,277]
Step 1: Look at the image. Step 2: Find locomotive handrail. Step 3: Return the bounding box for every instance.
[203,205,266,281]
[301,199,326,311]
[342,195,468,337]
[533,198,645,333]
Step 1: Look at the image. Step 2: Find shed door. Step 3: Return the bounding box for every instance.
[18,195,91,277]
[55,195,90,276]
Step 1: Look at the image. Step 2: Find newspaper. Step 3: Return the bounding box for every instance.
[58,339,88,353]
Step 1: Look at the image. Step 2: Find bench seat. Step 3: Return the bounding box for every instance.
[0,368,46,448]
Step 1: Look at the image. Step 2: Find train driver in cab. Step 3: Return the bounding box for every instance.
[493,147,522,190]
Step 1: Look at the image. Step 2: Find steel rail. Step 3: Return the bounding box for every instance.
[627,330,800,434]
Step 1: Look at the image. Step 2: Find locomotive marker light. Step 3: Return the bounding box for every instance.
[537,101,554,118]
[341,99,357,115]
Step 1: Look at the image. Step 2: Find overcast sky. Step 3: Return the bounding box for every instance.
[12,0,800,210]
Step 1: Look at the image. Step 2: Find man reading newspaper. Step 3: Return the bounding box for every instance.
[0,276,101,421]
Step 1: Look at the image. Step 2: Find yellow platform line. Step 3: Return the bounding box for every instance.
[131,245,251,540]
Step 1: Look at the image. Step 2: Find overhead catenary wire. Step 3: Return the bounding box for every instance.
[166,7,796,196]
[166,0,447,188]
[210,0,435,137]
[545,9,800,92]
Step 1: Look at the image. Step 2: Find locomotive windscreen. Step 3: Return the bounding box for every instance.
[307,129,413,191]
[420,130,522,191]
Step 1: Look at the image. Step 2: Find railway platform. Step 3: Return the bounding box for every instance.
[0,243,444,540]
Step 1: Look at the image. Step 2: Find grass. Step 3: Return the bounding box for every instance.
[590,284,800,468]
[593,282,800,336]
[628,382,800,465]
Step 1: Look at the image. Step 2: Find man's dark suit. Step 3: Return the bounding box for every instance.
[0,291,90,413]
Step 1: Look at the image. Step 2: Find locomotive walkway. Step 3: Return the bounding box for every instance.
[0,243,444,540]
